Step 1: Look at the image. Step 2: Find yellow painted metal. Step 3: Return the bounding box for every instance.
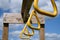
[24,27,34,36]
[27,10,41,30]
[33,0,58,17]
[20,24,34,38]
[20,10,40,38]
[20,0,58,38]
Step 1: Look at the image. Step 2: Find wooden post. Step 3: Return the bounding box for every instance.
[2,23,9,40]
[40,24,45,40]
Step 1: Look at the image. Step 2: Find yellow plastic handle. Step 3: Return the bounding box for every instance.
[33,0,58,17]
[27,10,41,30]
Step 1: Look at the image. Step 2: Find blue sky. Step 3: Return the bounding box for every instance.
[0,0,60,40]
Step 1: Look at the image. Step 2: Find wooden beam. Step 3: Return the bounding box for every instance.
[2,23,9,40]
[40,24,45,40]
[3,13,45,24]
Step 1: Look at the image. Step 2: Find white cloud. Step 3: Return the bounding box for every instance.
[9,31,20,37]
[0,0,10,10]
[10,0,22,13]
[45,33,60,40]
[8,29,60,40]
[0,0,22,12]
[0,16,3,31]
[0,0,60,14]
[31,32,60,40]
[8,38,14,40]
[45,33,58,37]
[9,24,24,30]
[9,30,39,40]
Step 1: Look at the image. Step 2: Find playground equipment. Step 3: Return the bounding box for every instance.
[20,0,58,38]
[2,0,58,40]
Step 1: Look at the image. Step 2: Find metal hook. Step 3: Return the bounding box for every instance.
[33,0,58,17]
